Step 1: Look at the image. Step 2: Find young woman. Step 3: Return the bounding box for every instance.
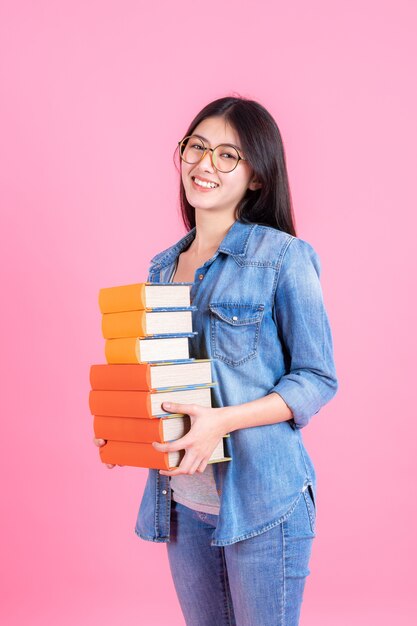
[95,96,338,626]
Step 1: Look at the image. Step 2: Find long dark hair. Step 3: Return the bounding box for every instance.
[174,96,297,236]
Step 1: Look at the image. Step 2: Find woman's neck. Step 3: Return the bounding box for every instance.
[191,211,236,257]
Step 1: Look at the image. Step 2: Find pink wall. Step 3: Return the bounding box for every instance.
[1,1,416,624]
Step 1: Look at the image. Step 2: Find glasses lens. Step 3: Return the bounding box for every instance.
[180,136,206,163]
[212,145,240,172]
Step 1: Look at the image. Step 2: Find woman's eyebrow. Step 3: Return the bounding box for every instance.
[194,134,242,152]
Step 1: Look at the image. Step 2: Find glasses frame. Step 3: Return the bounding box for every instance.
[178,135,247,173]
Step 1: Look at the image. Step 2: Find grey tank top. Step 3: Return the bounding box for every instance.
[168,263,220,515]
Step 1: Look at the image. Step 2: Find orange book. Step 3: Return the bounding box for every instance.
[90,363,153,391]
[99,440,176,469]
[102,310,149,338]
[104,336,190,363]
[101,309,193,339]
[98,283,192,314]
[93,414,191,443]
[89,361,213,391]
[99,439,230,470]
[89,386,213,418]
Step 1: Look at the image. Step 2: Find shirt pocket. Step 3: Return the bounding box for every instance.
[209,302,265,367]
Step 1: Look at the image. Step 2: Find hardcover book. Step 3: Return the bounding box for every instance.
[94,414,192,443]
[90,360,213,391]
[89,385,214,419]
[102,308,195,338]
[99,437,231,470]
[99,282,193,313]
[105,335,194,363]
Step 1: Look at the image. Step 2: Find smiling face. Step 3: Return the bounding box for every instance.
[180,116,260,221]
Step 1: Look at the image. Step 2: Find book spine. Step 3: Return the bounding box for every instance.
[90,364,152,391]
[99,283,146,314]
[105,338,139,364]
[99,440,171,470]
[101,311,146,339]
[89,390,153,418]
[93,415,165,443]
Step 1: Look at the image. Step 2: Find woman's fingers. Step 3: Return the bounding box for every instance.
[92,437,116,469]
[152,436,190,454]
[159,448,207,477]
[162,401,199,416]
[197,459,208,473]
[189,457,204,475]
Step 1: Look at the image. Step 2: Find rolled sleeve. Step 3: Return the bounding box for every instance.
[270,237,338,428]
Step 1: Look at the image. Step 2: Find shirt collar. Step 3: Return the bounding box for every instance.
[149,220,257,270]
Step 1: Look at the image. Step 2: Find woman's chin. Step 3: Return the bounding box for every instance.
[185,193,218,212]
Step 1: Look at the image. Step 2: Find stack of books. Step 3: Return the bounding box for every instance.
[89,282,231,470]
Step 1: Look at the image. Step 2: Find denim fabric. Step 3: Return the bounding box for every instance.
[167,484,316,626]
[135,220,338,547]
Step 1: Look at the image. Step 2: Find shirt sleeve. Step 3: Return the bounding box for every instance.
[270,237,338,428]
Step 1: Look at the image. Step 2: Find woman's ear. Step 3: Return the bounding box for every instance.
[248,178,262,191]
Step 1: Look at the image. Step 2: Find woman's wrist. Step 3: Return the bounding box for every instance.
[217,404,244,434]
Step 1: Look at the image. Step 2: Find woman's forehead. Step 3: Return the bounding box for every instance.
[192,116,241,147]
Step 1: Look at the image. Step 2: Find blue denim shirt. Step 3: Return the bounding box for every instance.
[135,220,338,546]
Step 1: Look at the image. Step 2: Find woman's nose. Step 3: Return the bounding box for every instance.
[199,149,215,171]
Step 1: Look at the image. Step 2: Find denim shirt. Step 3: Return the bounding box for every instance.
[135,220,338,546]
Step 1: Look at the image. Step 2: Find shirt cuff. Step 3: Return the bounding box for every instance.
[270,372,337,429]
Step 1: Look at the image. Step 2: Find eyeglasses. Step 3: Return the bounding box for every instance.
[178,135,247,173]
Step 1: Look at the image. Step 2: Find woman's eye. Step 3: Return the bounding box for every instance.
[191,144,203,151]
[221,152,237,160]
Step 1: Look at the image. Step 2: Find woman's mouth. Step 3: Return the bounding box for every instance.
[191,176,219,190]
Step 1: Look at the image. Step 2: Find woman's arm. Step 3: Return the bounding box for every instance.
[154,394,292,477]
[268,237,339,428]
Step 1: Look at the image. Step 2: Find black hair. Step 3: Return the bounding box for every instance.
[174,95,297,236]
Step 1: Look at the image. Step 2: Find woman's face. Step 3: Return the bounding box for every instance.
[180,116,259,219]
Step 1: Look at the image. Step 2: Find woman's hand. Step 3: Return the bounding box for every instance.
[92,437,116,469]
[153,402,229,477]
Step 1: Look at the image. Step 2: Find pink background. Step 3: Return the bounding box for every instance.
[1,1,416,624]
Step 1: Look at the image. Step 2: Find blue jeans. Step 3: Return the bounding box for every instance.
[166,486,316,626]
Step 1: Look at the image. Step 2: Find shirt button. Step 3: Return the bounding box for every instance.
[162,489,167,495]
[198,274,204,280]
[232,316,238,321]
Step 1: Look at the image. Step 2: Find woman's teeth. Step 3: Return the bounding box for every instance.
[193,177,218,189]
